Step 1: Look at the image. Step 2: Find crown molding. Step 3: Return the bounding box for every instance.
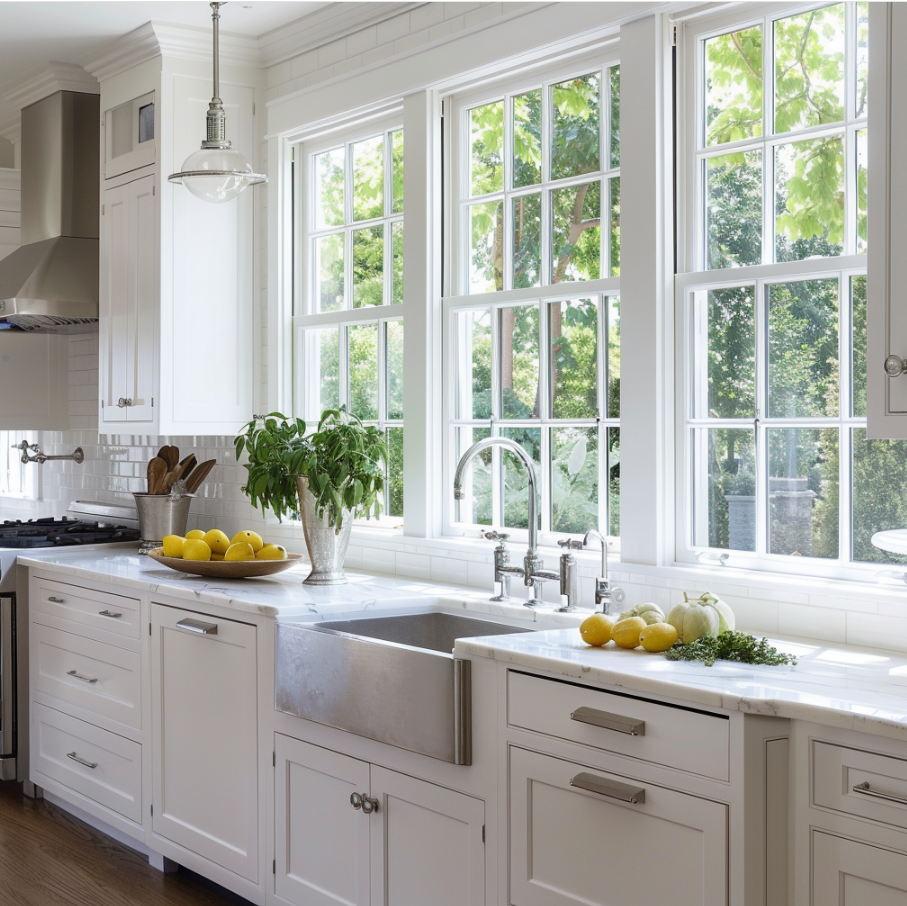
[0,120,21,147]
[3,63,99,111]
[81,21,262,82]
[258,2,422,67]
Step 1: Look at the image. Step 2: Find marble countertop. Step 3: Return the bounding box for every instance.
[16,547,581,627]
[21,547,907,740]
[456,629,907,742]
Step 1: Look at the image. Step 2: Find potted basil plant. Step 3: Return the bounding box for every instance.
[234,407,387,585]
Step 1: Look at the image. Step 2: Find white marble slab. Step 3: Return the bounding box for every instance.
[456,628,907,742]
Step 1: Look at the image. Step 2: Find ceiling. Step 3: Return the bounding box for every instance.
[0,1,327,129]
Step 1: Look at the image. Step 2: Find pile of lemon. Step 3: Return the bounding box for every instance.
[161,530,288,563]
[579,612,679,653]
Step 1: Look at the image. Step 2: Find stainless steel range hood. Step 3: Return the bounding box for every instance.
[0,90,99,332]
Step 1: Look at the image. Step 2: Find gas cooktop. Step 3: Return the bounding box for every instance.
[0,516,141,548]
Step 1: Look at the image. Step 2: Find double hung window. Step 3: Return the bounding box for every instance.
[445,53,622,541]
[678,3,900,576]
[0,431,37,498]
[293,119,404,520]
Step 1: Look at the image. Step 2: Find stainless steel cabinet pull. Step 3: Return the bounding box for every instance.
[99,610,122,619]
[571,706,645,736]
[853,781,907,807]
[175,618,218,635]
[361,796,379,814]
[350,792,363,810]
[47,596,65,604]
[67,751,98,769]
[67,669,98,684]
[571,772,645,804]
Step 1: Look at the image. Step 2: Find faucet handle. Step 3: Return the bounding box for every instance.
[484,531,510,544]
[557,538,584,551]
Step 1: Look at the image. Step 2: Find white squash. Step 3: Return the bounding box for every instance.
[619,602,666,626]
[667,594,720,644]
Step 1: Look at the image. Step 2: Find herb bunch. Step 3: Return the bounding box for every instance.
[664,631,798,668]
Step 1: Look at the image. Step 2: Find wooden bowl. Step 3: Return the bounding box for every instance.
[146,548,304,579]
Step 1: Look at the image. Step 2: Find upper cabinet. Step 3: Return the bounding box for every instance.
[868,3,907,437]
[92,37,261,436]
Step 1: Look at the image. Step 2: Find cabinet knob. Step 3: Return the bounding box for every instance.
[350,792,363,810]
[885,355,907,377]
[361,796,379,814]
[117,397,133,408]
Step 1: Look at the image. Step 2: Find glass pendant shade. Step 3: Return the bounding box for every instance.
[170,147,266,204]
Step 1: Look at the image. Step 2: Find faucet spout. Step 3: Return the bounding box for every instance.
[454,437,538,558]
[583,529,608,579]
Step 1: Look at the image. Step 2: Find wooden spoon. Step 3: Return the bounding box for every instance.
[185,459,215,494]
[172,453,197,486]
[147,457,167,495]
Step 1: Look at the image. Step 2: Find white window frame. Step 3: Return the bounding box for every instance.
[0,431,38,499]
[675,1,873,581]
[442,48,622,547]
[291,111,405,526]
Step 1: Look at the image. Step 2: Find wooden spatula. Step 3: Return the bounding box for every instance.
[147,457,167,495]
[185,459,215,494]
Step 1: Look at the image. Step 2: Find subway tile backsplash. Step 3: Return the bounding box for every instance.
[4,334,904,655]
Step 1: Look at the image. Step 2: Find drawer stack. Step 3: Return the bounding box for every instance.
[30,573,145,837]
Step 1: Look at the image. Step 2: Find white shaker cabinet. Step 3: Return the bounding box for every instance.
[99,173,156,423]
[151,602,259,892]
[812,833,907,905]
[274,733,485,906]
[868,3,907,436]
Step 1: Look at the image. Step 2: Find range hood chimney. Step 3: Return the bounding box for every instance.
[0,90,99,332]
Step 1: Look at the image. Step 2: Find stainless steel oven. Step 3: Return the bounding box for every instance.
[0,501,140,782]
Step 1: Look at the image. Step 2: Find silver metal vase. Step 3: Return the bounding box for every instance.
[296,476,353,585]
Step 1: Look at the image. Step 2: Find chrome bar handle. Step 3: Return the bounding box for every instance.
[571,706,645,736]
[67,669,98,684]
[852,781,907,807]
[99,610,122,619]
[570,772,645,804]
[175,618,218,635]
[67,752,98,769]
[361,796,379,814]
[48,596,65,604]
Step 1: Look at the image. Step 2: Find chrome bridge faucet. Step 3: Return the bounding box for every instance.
[454,437,579,608]
[583,528,624,614]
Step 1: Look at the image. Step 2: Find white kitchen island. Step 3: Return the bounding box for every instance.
[18,548,907,906]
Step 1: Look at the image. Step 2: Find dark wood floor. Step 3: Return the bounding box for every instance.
[0,780,251,906]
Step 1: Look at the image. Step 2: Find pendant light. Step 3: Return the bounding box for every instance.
[168,1,266,203]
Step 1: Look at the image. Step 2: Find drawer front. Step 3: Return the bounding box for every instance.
[508,671,730,781]
[510,746,728,906]
[812,831,907,904]
[33,578,141,642]
[33,702,142,825]
[814,740,907,831]
[32,623,142,729]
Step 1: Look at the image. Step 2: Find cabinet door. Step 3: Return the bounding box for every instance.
[370,765,485,906]
[510,747,727,906]
[813,831,907,905]
[100,173,156,426]
[275,734,371,906]
[151,603,258,882]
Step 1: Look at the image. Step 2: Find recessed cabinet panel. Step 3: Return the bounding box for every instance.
[104,92,155,179]
[510,746,728,906]
[0,332,69,429]
[812,831,907,905]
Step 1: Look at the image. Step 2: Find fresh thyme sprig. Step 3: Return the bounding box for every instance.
[664,631,798,668]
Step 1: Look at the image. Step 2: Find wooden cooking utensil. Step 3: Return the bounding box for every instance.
[147,457,167,495]
[185,459,215,494]
[157,445,179,471]
[175,453,197,483]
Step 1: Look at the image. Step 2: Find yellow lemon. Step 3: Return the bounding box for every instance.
[203,529,231,555]
[224,542,255,561]
[639,622,679,653]
[182,538,212,561]
[256,543,288,561]
[185,529,205,541]
[611,616,647,649]
[579,613,615,647]
[231,530,264,553]
[211,553,225,561]
[162,535,185,558]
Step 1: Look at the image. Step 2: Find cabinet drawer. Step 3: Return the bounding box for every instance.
[33,702,142,825]
[812,831,907,903]
[508,671,730,781]
[32,623,142,729]
[510,746,728,906]
[814,740,907,831]
[33,578,141,643]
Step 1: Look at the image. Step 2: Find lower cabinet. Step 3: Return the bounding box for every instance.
[509,746,728,906]
[812,832,907,905]
[274,733,485,906]
[151,602,259,884]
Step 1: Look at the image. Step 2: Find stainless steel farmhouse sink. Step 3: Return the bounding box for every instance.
[275,611,534,765]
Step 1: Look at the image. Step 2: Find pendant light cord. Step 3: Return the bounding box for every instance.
[211,2,221,104]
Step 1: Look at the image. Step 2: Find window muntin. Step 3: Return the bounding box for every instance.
[294,119,405,521]
[680,0,892,579]
[447,54,621,544]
